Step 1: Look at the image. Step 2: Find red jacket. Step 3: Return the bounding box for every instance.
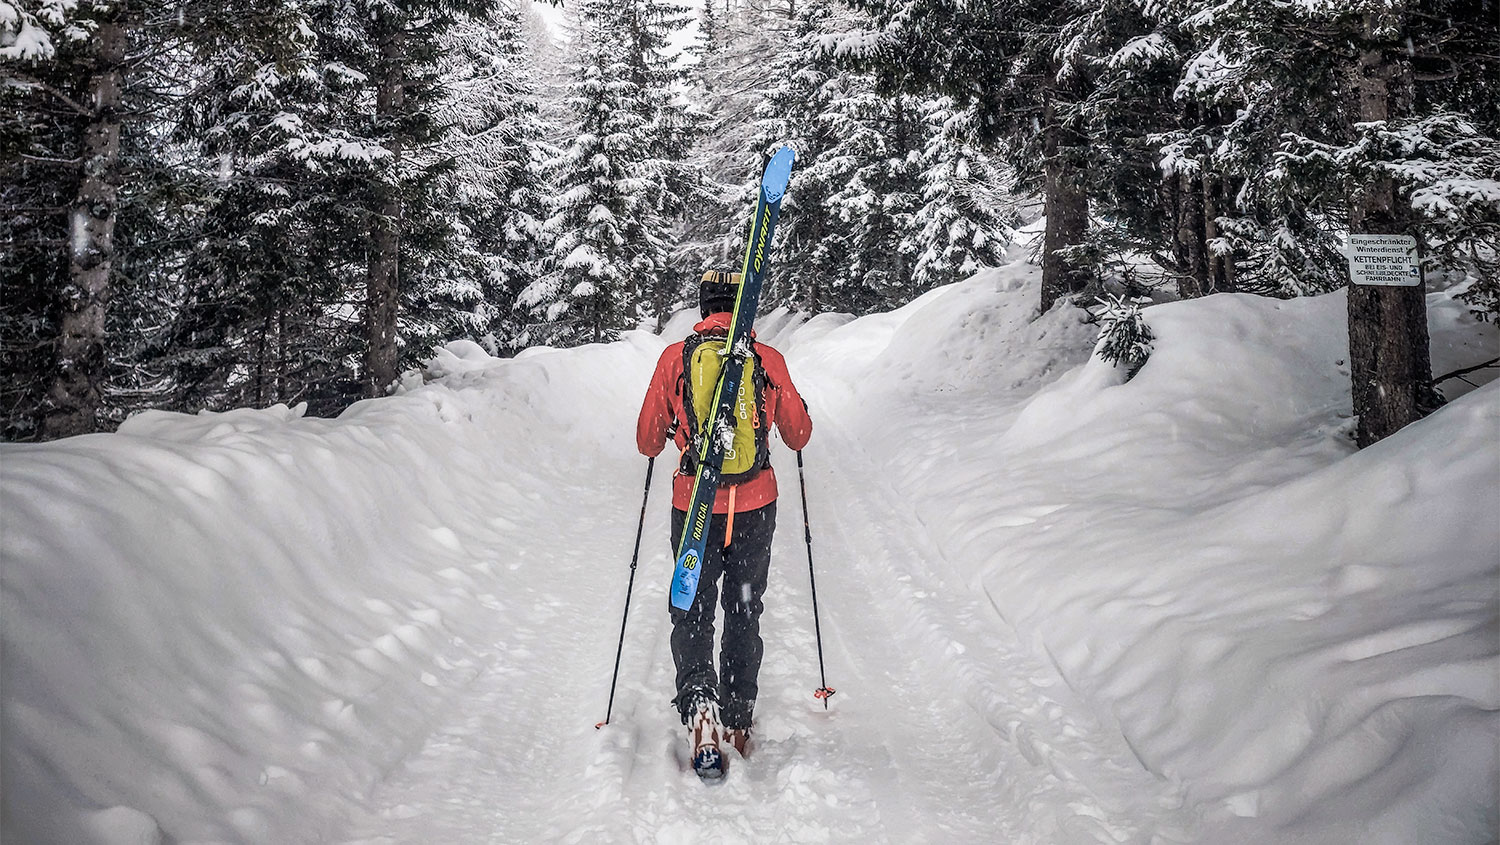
[637,314,812,513]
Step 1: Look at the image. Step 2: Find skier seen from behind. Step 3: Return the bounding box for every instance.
[636,270,813,768]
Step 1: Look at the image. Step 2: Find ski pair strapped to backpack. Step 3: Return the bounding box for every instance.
[669,146,796,612]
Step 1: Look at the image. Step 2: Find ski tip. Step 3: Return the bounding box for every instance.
[761,145,796,203]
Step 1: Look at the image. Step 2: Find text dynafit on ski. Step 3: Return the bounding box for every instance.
[634,145,812,780]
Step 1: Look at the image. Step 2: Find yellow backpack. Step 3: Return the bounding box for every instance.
[680,333,770,483]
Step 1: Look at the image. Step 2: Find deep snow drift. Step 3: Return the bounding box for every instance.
[2,257,1496,844]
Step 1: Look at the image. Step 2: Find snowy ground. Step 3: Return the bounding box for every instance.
[3,251,1497,844]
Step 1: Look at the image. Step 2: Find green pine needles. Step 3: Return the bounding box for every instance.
[1094,294,1154,380]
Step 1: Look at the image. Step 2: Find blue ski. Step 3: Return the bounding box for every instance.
[670,146,796,611]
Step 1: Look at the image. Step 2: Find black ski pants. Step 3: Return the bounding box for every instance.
[669,502,775,730]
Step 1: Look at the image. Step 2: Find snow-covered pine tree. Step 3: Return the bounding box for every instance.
[618,0,707,328]
[414,4,555,357]
[1070,0,1204,299]
[520,0,573,145]
[820,81,926,313]
[3,0,338,434]
[525,0,654,345]
[162,3,375,416]
[527,0,695,343]
[843,0,1096,314]
[297,0,498,397]
[728,0,857,312]
[1093,293,1154,379]
[721,0,898,314]
[168,0,516,411]
[1,1,86,439]
[1158,0,1360,299]
[0,0,133,437]
[674,0,790,286]
[1158,0,1493,442]
[680,0,1022,316]
[910,98,1018,291]
[1335,0,1443,446]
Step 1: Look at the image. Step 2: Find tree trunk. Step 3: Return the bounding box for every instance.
[255,314,269,406]
[1175,167,1208,299]
[365,20,406,398]
[1173,102,1210,299]
[1040,76,1089,313]
[277,309,287,400]
[43,11,128,438]
[653,273,671,332]
[1347,7,1438,448]
[1204,169,1231,293]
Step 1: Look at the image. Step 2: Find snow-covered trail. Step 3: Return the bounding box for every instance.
[328,391,902,840]
[337,320,1204,844]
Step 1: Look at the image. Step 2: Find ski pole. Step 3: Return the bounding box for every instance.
[797,450,835,709]
[597,456,654,729]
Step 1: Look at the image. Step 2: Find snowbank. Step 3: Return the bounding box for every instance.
[2,339,658,843]
[819,273,1499,844]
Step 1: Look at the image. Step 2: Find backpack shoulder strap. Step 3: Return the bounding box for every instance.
[679,333,700,390]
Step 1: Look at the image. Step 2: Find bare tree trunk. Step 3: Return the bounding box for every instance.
[1159,168,1179,271]
[653,274,671,332]
[804,271,821,314]
[1173,102,1210,299]
[1175,168,1208,299]
[1204,170,1231,293]
[255,314,269,406]
[277,309,287,400]
[364,20,406,398]
[1040,75,1089,313]
[43,11,128,438]
[1347,7,1438,448]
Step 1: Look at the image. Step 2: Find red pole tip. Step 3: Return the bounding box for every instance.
[595,721,606,730]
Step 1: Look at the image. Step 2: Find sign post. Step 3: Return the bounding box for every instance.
[1347,234,1421,287]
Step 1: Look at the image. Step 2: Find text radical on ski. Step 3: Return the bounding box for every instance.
[670,145,796,612]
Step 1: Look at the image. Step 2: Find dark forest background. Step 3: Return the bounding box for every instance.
[2,0,1495,442]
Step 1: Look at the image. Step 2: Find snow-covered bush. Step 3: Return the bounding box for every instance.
[1093,294,1154,379]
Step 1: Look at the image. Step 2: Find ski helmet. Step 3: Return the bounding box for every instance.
[699,270,742,317]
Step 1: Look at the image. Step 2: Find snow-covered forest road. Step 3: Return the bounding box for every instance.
[4,257,1497,844]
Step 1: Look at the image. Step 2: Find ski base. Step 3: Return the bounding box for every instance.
[668,145,796,612]
[670,548,702,611]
